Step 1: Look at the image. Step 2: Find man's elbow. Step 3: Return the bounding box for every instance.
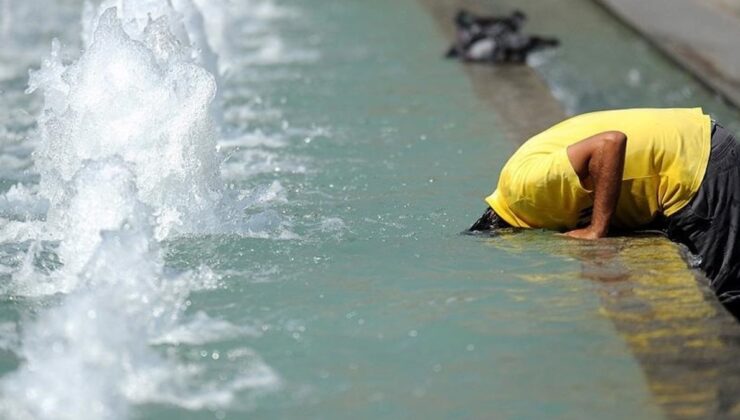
[602,131,627,146]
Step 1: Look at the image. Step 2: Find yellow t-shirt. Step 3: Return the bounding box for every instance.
[485,108,711,230]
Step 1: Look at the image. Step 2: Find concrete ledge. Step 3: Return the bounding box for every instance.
[594,0,740,108]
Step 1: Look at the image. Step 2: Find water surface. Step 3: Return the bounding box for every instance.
[0,0,739,418]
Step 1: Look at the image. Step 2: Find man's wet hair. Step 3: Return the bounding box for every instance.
[468,207,511,232]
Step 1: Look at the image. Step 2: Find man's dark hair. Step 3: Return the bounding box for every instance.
[468,207,511,232]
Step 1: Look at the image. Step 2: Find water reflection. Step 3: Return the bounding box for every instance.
[490,231,740,418]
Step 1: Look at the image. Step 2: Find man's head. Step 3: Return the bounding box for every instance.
[468,207,511,232]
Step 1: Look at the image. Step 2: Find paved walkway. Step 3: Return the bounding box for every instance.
[595,0,740,107]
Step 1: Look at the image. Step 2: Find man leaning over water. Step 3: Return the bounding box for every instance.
[470,108,740,314]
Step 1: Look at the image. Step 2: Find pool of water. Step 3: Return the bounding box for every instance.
[1,0,740,418]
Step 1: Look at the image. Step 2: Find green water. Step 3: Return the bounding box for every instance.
[3,0,740,418]
[165,0,670,418]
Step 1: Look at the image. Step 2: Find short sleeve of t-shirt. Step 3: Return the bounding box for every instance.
[488,148,593,229]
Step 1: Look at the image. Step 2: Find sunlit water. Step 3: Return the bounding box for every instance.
[0,0,739,418]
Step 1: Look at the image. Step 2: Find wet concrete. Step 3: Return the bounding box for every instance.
[574,237,740,418]
[595,0,740,108]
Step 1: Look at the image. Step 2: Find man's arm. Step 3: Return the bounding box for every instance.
[564,131,627,240]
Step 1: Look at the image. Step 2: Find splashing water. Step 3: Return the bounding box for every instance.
[2,178,277,418]
[81,0,222,122]
[31,7,223,242]
[81,0,219,76]
[0,1,280,418]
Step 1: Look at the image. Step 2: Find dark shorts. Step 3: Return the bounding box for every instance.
[666,123,740,304]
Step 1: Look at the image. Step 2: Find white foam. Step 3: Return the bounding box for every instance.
[81,0,219,78]
[151,311,260,346]
[2,216,278,419]
[0,184,48,221]
[2,222,166,420]
[218,130,287,149]
[247,180,288,205]
[0,2,284,417]
[125,358,280,411]
[0,220,46,244]
[29,8,225,241]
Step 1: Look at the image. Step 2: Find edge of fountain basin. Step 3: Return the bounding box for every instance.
[594,0,740,109]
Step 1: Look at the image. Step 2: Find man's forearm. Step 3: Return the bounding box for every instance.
[565,131,627,240]
[587,132,627,236]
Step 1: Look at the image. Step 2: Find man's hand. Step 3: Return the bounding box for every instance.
[563,227,604,240]
[565,131,627,239]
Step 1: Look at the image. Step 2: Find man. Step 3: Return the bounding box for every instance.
[470,108,740,310]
